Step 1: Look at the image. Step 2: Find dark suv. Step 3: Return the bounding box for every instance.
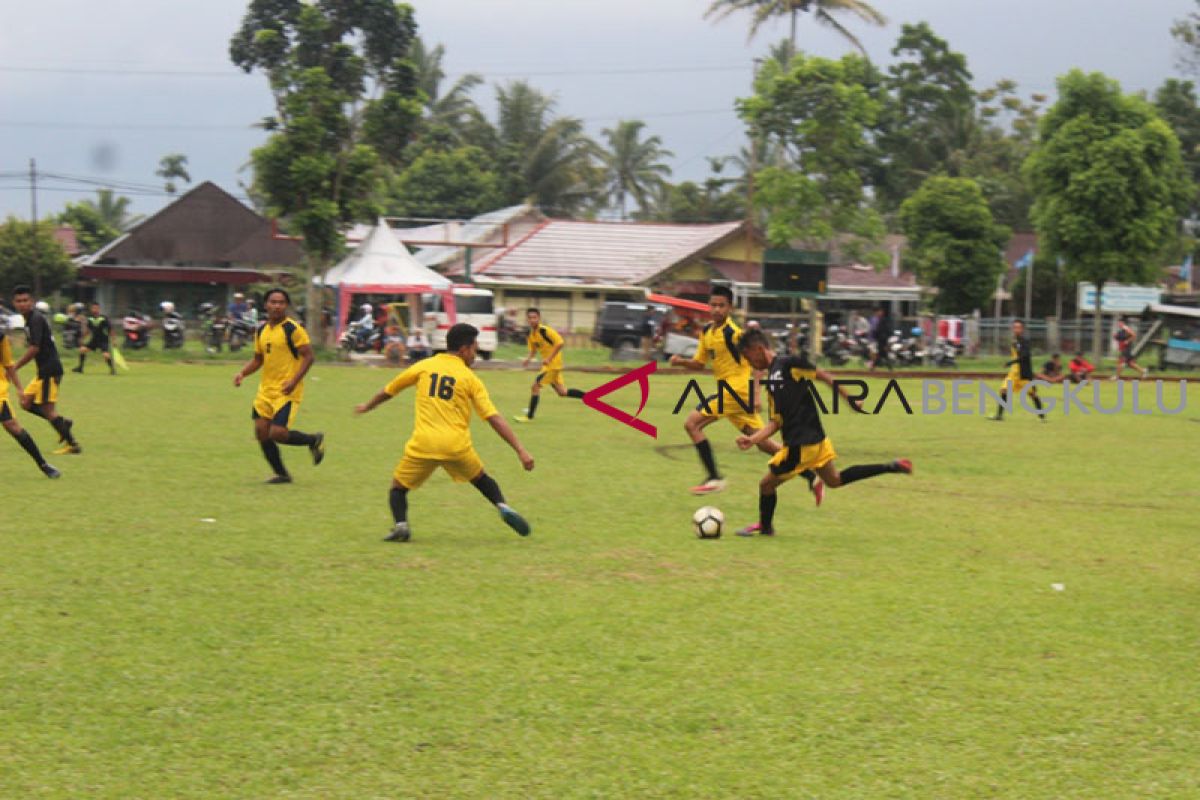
[592,301,699,361]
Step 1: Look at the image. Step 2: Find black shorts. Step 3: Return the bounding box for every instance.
[85,338,110,352]
[1118,351,1136,365]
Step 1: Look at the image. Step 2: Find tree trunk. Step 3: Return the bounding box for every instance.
[790,9,798,54]
[305,255,326,348]
[1092,279,1104,366]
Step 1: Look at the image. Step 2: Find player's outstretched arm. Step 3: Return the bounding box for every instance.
[5,365,22,394]
[737,418,780,450]
[668,354,704,370]
[815,367,866,413]
[486,414,534,471]
[233,353,263,387]
[355,389,394,415]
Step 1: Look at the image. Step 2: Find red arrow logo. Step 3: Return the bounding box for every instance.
[582,361,657,438]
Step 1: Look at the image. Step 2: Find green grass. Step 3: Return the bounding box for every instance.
[2,362,1198,797]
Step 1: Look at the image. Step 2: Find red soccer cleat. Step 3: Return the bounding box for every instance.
[811,478,825,507]
[894,459,914,475]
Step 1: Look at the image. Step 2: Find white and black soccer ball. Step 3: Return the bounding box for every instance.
[692,506,724,539]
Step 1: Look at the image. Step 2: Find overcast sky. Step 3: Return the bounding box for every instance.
[1,0,1196,220]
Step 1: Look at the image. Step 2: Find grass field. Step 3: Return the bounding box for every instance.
[2,359,1198,798]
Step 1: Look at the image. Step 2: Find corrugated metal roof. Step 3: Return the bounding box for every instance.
[464,218,744,285]
[414,205,534,268]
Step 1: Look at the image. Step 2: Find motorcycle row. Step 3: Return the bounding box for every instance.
[790,324,962,369]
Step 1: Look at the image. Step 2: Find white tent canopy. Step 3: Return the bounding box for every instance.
[322,220,452,290]
[322,220,454,336]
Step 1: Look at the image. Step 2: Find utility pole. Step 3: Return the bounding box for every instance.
[30,158,42,295]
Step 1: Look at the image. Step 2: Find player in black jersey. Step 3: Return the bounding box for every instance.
[11,286,82,454]
[732,329,912,536]
[989,319,1046,422]
[73,302,116,374]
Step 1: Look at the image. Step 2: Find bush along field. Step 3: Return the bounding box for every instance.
[2,361,1197,798]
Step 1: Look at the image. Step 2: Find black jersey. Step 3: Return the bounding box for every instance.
[764,352,826,446]
[1008,335,1033,380]
[24,310,63,378]
[87,314,110,342]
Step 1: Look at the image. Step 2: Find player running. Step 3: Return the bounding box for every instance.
[669,285,822,499]
[11,286,82,455]
[356,322,534,543]
[233,288,324,484]
[72,301,116,375]
[732,329,913,536]
[1,321,60,477]
[513,308,585,422]
[1111,316,1149,380]
[989,319,1046,422]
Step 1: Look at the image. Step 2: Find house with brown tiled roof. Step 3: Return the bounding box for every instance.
[79,181,303,315]
[446,217,760,332]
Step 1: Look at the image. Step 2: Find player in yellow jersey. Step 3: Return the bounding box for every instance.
[356,323,535,542]
[233,288,325,483]
[513,308,585,422]
[0,322,60,477]
[669,285,824,500]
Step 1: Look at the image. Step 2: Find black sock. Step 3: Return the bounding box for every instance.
[14,430,46,466]
[260,440,288,477]
[1032,394,1044,414]
[695,439,720,481]
[51,416,76,445]
[77,353,86,370]
[28,404,48,421]
[800,469,817,489]
[106,355,115,374]
[838,463,899,486]
[759,492,778,531]
[389,486,408,523]
[471,473,506,506]
[528,394,540,418]
[283,430,317,446]
[567,388,584,399]
[996,390,1009,419]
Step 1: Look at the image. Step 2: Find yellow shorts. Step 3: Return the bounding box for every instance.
[393,448,485,489]
[24,376,60,405]
[252,394,300,428]
[769,438,838,480]
[535,368,563,387]
[1002,375,1029,394]
[698,386,764,432]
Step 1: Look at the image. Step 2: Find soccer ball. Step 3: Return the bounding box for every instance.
[692,506,724,539]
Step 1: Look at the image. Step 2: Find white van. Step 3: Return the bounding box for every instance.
[423,287,497,359]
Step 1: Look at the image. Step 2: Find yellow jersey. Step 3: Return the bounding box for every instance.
[0,333,13,394]
[527,324,564,370]
[385,353,499,459]
[254,317,310,401]
[699,318,752,392]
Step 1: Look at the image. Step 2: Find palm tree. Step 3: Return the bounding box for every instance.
[410,36,484,131]
[600,120,674,219]
[705,0,886,56]
[156,153,191,196]
[493,81,603,215]
[82,189,142,231]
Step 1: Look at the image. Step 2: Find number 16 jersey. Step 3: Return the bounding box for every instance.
[385,352,499,459]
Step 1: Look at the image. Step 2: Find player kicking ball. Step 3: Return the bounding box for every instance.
[355,323,534,542]
[732,329,913,537]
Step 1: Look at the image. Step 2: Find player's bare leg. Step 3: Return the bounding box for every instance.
[817,458,913,489]
[21,395,79,454]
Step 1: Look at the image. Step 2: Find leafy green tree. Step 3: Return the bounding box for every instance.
[156,153,192,196]
[738,53,885,258]
[230,0,422,342]
[1172,2,1200,75]
[875,22,976,211]
[965,80,1045,229]
[0,218,74,296]
[387,143,500,219]
[643,179,745,224]
[1153,78,1200,209]
[1024,70,1191,359]
[56,200,121,255]
[410,37,485,139]
[899,176,1009,313]
[76,188,141,233]
[600,120,673,219]
[705,0,886,55]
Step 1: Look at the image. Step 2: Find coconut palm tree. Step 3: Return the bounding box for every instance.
[410,36,484,131]
[600,120,674,219]
[156,153,191,196]
[82,189,142,231]
[705,0,886,56]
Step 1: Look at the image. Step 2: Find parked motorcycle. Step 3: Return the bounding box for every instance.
[123,310,151,350]
[199,303,228,353]
[161,302,185,349]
